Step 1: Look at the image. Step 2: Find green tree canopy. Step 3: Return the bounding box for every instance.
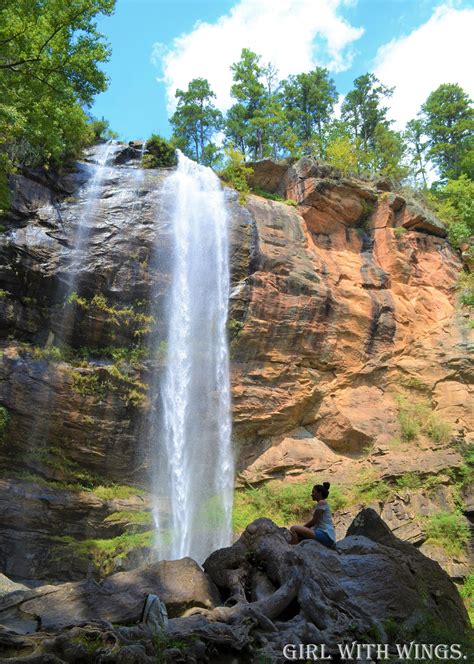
[341,73,394,151]
[421,83,473,181]
[226,48,268,160]
[0,0,115,210]
[170,77,223,165]
[281,67,338,157]
[404,118,429,187]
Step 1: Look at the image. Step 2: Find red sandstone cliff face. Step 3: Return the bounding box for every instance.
[228,159,472,577]
[0,152,471,580]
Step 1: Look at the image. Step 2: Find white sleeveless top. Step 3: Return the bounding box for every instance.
[314,499,336,542]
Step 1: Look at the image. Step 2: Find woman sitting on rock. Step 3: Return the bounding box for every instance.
[289,481,336,549]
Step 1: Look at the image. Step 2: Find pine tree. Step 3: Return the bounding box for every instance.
[421,83,473,180]
[281,67,338,157]
[404,118,429,188]
[170,78,223,165]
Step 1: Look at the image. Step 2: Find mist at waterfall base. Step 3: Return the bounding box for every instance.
[148,151,234,564]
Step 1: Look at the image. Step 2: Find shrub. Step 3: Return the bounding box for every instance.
[142,134,177,168]
[220,148,253,204]
[0,405,10,439]
[396,395,452,444]
[459,573,474,625]
[458,271,474,308]
[393,226,407,238]
[424,511,470,556]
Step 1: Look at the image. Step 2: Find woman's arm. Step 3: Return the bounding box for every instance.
[303,508,322,529]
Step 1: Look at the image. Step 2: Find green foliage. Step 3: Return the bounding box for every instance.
[233,478,348,533]
[404,118,429,187]
[71,634,104,655]
[341,73,394,155]
[170,77,222,165]
[280,67,338,157]
[352,470,391,504]
[396,395,452,444]
[87,116,117,143]
[399,375,427,391]
[0,0,116,203]
[251,187,297,205]
[423,511,470,556]
[103,510,152,532]
[66,291,155,337]
[92,484,146,500]
[55,530,154,576]
[459,574,474,625]
[370,123,409,183]
[458,271,474,307]
[426,175,474,247]
[220,148,253,203]
[421,83,473,180]
[0,405,10,439]
[395,473,423,490]
[153,632,191,664]
[228,318,244,337]
[142,134,176,168]
[325,131,358,175]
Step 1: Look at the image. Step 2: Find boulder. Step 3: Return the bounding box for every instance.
[0,513,469,662]
[0,558,220,634]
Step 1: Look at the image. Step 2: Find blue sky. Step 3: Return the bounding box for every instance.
[90,0,474,141]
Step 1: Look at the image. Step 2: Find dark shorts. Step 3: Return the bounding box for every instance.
[314,528,335,549]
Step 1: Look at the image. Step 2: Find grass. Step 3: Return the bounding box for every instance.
[234,478,354,533]
[10,471,147,501]
[66,291,155,338]
[70,364,148,407]
[459,574,474,626]
[54,530,154,576]
[423,511,470,557]
[92,484,147,500]
[396,395,452,444]
[251,186,298,206]
[153,632,191,664]
[103,510,152,532]
[393,226,407,238]
[0,405,9,439]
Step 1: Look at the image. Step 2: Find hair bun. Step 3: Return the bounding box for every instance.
[323,481,330,489]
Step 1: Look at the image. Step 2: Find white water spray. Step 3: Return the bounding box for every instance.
[152,151,233,562]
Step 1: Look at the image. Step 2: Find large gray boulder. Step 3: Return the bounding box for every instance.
[0,558,220,634]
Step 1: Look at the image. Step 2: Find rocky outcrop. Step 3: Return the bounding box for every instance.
[0,511,469,662]
[0,149,472,583]
[0,558,220,635]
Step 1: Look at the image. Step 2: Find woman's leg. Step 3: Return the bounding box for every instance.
[289,525,316,544]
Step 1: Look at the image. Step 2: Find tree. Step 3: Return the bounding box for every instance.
[404,118,429,187]
[170,78,222,165]
[226,48,267,160]
[428,175,474,247]
[421,83,473,180]
[281,67,338,157]
[0,0,115,210]
[370,124,408,183]
[341,73,394,152]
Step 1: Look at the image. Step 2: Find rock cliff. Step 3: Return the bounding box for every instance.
[0,147,471,583]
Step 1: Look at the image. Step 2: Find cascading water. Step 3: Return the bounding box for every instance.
[150,151,233,563]
[61,140,116,305]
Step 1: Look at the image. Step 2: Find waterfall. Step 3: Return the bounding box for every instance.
[62,140,116,299]
[151,151,233,563]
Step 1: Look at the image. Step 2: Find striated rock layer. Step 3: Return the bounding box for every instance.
[0,149,472,581]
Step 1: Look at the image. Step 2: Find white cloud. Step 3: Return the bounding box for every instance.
[152,0,363,115]
[373,4,474,129]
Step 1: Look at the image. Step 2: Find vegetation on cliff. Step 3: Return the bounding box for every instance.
[0,0,116,212]
[168,48,472,253]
